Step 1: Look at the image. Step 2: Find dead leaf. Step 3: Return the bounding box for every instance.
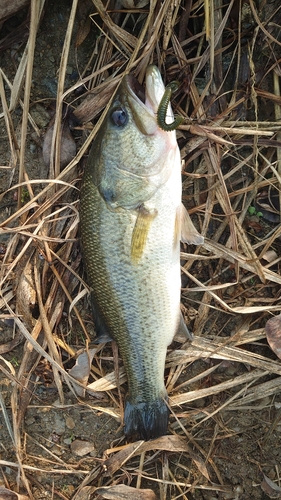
[255,187,280,223]
[76,18,91,47]
[265,314,281,359]
[16,258,37,329]
[71,439,95,456]
[0,0,29,24]
[42,116,76,169]
[87,366,127,392]
[246,219,263,232]
[0,330,23,355]
[95,485,156,500]
[73,79,118,123]
[191,455,210,481]
[73,486,96,500]
[68,348,97,396]
[105,435,191,475]
[262,250,278,263]
[261,473,281,498]
[75,4,92,49]
[0,486,29,500]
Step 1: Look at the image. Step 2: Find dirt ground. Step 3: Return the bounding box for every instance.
[0,1,281,499]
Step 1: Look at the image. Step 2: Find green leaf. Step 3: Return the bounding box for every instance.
[248,206,256,216]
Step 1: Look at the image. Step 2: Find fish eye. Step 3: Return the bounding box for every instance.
[110,107,128,127]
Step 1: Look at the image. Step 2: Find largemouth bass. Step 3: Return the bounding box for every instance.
[80,65,203,440]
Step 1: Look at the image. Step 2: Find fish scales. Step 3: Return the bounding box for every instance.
[80,66,203,440]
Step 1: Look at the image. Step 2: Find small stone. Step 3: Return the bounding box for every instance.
[30,104,50,128]
[65,416,75,429]
[71,439,95,457]
[52,444,63,456]
[41,406,51,413]
[29,143,37,154]
[25,417,35,426]
[53,414,66,435]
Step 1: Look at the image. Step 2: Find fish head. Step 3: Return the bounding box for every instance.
[90,65,180,210]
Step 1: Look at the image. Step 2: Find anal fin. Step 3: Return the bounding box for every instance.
[174,313,194,342]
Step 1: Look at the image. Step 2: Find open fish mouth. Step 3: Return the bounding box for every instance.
[125,65,172,117]
[125,74,146,105]
[122,65,175,137]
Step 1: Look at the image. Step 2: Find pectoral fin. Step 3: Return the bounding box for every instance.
[131,205,157,264]
[176,203,204,245]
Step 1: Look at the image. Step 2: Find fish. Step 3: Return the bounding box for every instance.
[80,65,203,440]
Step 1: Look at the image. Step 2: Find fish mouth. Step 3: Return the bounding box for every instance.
[125,66,166,114]
[144,65,168,114]
[124,65,174,129]
[126,74,146,105]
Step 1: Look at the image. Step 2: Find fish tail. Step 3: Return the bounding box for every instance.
[124,398,169,440]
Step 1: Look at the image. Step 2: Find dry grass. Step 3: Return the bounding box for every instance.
[0,0,281,498]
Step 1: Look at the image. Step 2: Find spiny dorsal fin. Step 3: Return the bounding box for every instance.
[131,205,157,264]
[176,203,204,245]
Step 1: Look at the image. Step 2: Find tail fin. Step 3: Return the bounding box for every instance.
[124,398,169,440]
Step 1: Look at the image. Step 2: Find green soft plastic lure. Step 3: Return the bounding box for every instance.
[157,81,184,131]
